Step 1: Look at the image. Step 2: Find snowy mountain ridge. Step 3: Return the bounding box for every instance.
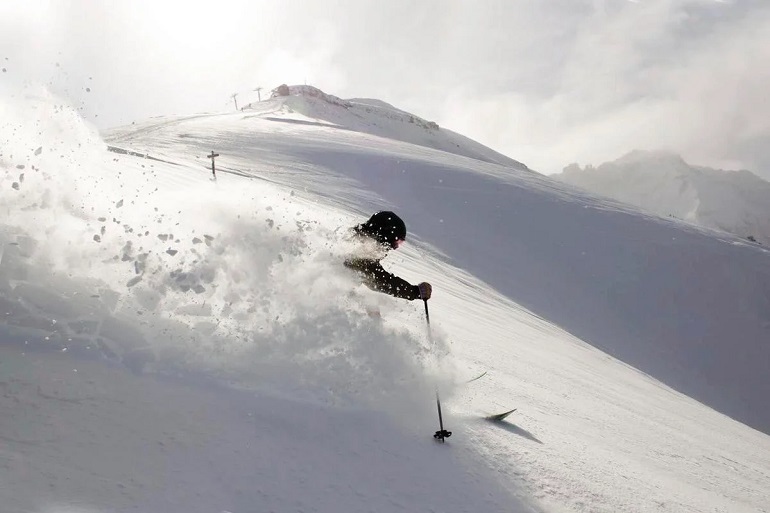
[245,84,526,168]
[557,150,770,244]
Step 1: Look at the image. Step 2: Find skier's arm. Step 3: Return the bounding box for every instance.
[345,259,421,300]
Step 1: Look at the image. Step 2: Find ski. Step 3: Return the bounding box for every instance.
[433,391,452,442]
[465,370,487,383]
[485,408,517,422]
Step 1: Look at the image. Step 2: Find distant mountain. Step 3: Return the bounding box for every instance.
[556,150,770,244]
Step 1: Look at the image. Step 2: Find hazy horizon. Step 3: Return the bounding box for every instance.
[3,0,768,178]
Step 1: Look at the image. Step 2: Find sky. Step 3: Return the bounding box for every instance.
[2,0,769,177]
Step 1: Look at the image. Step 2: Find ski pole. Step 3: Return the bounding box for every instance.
[424,299,451,442]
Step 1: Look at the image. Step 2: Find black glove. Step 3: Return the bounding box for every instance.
[417,282,432,300]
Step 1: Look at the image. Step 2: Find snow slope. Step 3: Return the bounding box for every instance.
[556,150,770,245]
[246,84,527,168]
[2,86,770,513]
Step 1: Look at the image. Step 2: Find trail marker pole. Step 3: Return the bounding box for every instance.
[208,151,219,179]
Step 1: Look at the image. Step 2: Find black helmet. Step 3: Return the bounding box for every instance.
[356,211,406,249]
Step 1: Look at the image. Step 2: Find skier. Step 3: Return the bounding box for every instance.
[347,212,451,441]
[345,211,432,301]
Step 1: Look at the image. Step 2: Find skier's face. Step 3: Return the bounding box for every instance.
[392,238,405,250]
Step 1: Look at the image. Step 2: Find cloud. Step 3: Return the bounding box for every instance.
[436,0,770,176]
[2,0,768,177]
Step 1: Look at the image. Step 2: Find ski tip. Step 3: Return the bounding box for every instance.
[465,370,488,383]
[485,408,517,422]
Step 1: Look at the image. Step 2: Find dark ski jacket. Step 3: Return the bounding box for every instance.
[344,255,421,301]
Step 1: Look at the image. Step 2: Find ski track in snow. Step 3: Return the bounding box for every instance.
[1,87,769,513]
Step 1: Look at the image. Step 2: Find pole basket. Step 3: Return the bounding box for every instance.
[434,429,452,442]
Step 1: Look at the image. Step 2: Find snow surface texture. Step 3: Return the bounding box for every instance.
[557,150,770,245]
[1,85,769,513]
